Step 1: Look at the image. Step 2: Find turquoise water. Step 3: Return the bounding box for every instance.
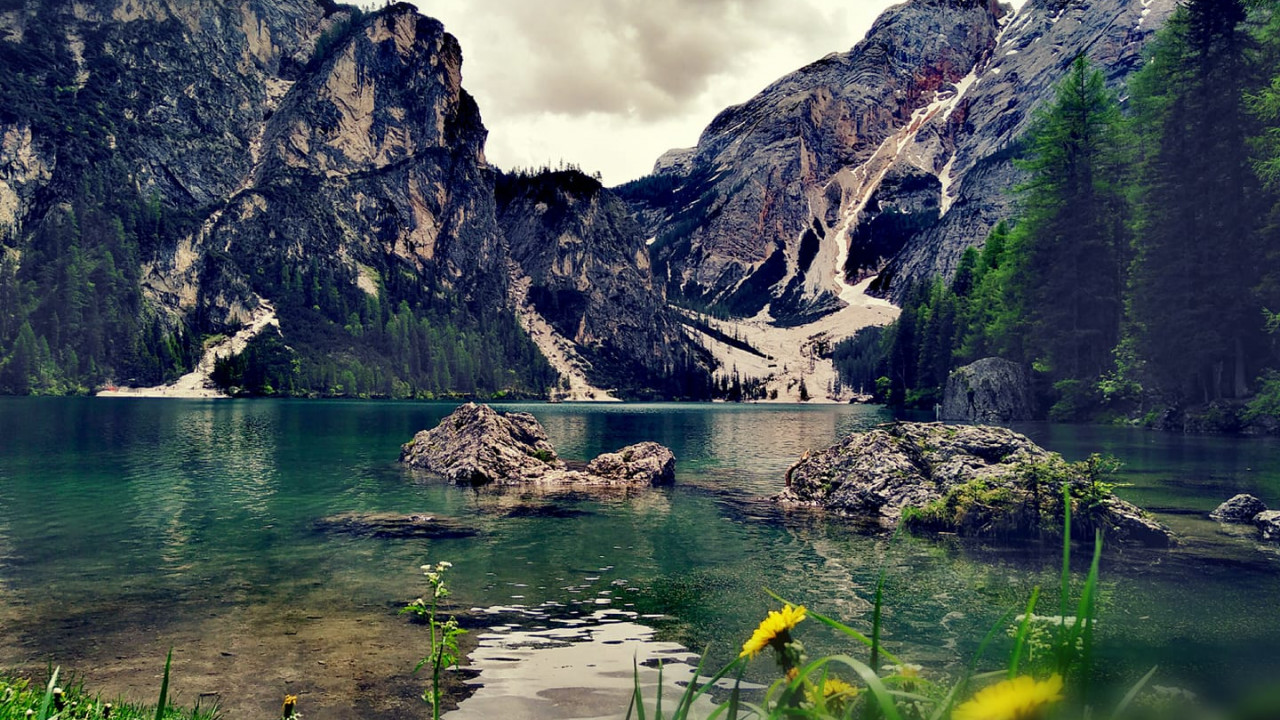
[1,398,1279,716]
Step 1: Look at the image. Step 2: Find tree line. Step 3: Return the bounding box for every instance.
[836,0,1280,427]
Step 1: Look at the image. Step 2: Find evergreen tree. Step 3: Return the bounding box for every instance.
[1129,0,1267,403]
[1004,55,1131,412]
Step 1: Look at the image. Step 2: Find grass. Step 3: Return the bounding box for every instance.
[625,485,1218,720]
[0,656,219,720]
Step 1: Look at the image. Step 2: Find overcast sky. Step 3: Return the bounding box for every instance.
[402,0,903,185]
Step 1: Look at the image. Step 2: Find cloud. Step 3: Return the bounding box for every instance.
[406,0,899,183]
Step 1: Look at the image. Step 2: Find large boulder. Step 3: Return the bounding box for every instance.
[1210,494,1268,523]
[400,403,676,487]
[777,422,1174,547]
[400,403,563,485]
[585,442,676,486]
[941,358,1037,423]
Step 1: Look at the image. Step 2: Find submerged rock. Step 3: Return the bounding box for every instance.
[314,512,479,539]
[400,403,676,487]
[776,422,1174,547]
[1210,494,1268,523]
[941,358,1037,423]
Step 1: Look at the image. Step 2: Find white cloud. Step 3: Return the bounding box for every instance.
[406,0,901,184]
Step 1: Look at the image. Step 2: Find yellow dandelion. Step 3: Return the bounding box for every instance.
[739,604,807,658]
[952,674,1064,720]
[821,676,860,699]
[282,694,299,719]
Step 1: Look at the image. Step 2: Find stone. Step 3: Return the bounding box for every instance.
[400,403,562,485]
[1210,494,1268,523]
[1255,511,1280,542]
[400,403,676,487]
[776,421,1174,547]
[313,512,478,539]
[584,442,676,486]
[941,357,1037,423]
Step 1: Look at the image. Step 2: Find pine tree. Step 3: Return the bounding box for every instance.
[1129,0,1267,403]
[1003,55,1130,412]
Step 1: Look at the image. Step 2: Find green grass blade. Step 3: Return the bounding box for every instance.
[1070,530,1104,694]
[871,564,887,673]
[655,661,664,720]
[1109,666,1158,719]
[672,646,709,720]
[1008,586,1041,679]
[804,655,903,720]
[155,648,173,720]
[630,657,648,720]
[36,666,59,720]
[1061,484,1073,622]
[929,605,1018,720]
[672,657,746,716]
[764,588,904,667]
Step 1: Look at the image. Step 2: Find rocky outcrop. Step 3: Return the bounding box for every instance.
[777,422,1174,547]
[313,512,478,539]
[497,170,707,399]
[941,357,1036,422]
[585,442,676,486]
[400,403,676,487]
[1210,494,1268,523]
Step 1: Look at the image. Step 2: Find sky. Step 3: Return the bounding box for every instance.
[402,0,903,185]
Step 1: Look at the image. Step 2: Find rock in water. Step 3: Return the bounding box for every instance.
[400,403,676,487]
[1210,494,1268,523]
[776,422,1174,547]
[400,403,562,485]
[1255,511,1280,542]
[941,358,1037,423]
[585,442,676,486]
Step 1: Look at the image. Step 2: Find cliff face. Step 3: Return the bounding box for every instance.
[626,0,1176,316]
[497,170,704,399]
[138,2,508,330]
[0,0,702,396]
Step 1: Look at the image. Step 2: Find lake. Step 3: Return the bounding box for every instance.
[1,398,1278,718]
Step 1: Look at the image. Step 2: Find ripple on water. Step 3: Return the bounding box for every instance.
[448,604,748,720]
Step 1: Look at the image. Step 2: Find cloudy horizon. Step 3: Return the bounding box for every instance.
[404,0,902,185]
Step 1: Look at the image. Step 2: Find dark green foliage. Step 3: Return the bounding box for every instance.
[830,325,887,395]
[1129,0,1271,405]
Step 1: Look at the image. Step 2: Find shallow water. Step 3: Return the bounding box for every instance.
[1,399,1278,717]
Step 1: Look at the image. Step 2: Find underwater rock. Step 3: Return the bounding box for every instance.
[776,421,1174,547]
[314,512,479,539]
[400,403,676,487]
[1210,494,1268,523]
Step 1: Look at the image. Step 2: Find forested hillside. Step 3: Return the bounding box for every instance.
[837,0,1280,430]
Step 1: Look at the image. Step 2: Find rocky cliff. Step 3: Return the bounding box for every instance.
[0,0,701,397]
[497,170,708,399]
[625,0,1176,318]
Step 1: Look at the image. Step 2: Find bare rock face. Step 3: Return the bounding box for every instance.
[497,170,706,398]
[777,422,1174,547]
[941,357,1036,423]
[624,0,1177,319]
[400,403,676,487]
[1211,494,1268,523]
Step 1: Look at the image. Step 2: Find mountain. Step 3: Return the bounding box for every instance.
[0,0,703,398]
[497,169,712,400]
[623,0,1176,317]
